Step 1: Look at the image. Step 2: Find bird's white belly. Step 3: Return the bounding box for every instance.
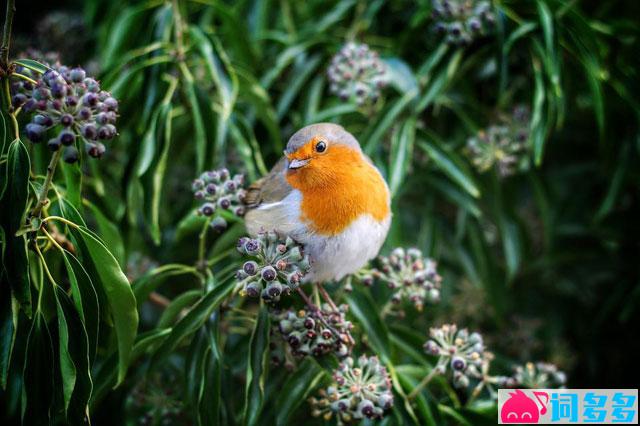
[245,190,390,283]
[299,214,390,282]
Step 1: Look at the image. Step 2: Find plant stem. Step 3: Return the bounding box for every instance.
[172,0,186,60]
[408,366,439,400]
[317,283,339,312]
[0,0,15,68]
[197,217,211,271]
[296,286,316,309]
[31,149,63,218]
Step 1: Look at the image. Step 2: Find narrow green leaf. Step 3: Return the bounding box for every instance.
[61,249,100,363]
[364,90,417,155]
[60,161,82,209]
[345,286,391,361]
[180,64,208,172]
[149,280,234,369]
[13,58,51,74]
[157,289,201,328]
[384,57,419,95]
[55,286,92,425]
[276,54,322,119]
[417,136,480,198]
[0,286,17,389]
[498,215,522,282]
[85,200,125,268]
[21,313,54,424]
[389,118,416,196]
[243,305,270,426]
[531,57,547,165]
[74,227,138,385]
[135,107,160,177]
[198,314,223,425]
[151,103,174,245]
[2,140,31,315]
[53,286,77,413]
[91,328,171,407]
[276,358,324,426]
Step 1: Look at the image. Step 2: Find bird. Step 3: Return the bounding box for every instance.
[244,123,391,283]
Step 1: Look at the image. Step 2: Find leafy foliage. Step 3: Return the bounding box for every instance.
[1,0,639,425]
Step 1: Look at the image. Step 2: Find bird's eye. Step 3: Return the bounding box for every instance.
[315,140,327,153]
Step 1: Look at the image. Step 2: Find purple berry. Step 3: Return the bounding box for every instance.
[63,146,79,164]
[78,107,92,120]
[60,114,74,127]
[59,130,75,146]
[25,123,45,142]
[82,124,98,140]
[261,266,277,281]
[48,138,61,151]
[243,261,259,276]
[12,94,27,107]
[69,68,86,83]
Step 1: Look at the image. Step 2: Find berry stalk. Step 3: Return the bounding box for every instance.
[30,148,63,218]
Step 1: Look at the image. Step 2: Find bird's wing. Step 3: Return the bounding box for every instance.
[244,157,303,237]
[244,157,292,208]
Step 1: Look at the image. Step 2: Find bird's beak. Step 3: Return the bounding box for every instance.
[288,158,310,169]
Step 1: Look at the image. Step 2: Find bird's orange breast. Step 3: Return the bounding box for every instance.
[285,145,390,236]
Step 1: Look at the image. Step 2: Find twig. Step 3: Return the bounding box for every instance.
[0,0,15,68]
[149,291,171,309]
[31,149,63,218]
[408,366,439,400]
[317,283,339,312]
[296,286,316,309]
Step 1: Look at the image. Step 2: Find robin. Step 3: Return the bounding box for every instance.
[244,123,391,283]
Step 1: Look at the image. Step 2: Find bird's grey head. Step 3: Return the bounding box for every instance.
[284,123,361,156]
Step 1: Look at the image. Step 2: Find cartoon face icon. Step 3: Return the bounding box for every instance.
[501,390,548,423]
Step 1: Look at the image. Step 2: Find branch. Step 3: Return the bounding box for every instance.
[0,0,15,68]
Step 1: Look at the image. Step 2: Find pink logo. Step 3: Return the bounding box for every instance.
[500,390,549,423]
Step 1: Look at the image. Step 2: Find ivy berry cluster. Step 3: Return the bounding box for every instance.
[12,62,118,163]
[192,168,246,232]
[235,231,311,303]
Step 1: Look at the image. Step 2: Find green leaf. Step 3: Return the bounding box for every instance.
[417,135,480,198]
[1,140,31,315]
[53,285,77,413]
[389,117,416,197]
[243,305,270,426]
[91,328,170,407]
[21,313,54,424]
[157,289,201,328]
[396,370,437,426]
[135,107,161,177]
[364,90,417,155]
[73,226,138,385]
[13,58,51,74]
[0,285,17,389]
[101,5,149,68]
[198,314,223,425]
[149,280,235,369]
[61,249,100,363]
[55,286,92,425]
[531,57,547,165]
[150,102,174,245]
[60,161,82,209]
[497,214,522,282]
[180,64,208,173]
[276,358,324,426]
[276,54,322,119]
[384,57,419,95]
[345,286,390,361]
[85,200,125,268]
